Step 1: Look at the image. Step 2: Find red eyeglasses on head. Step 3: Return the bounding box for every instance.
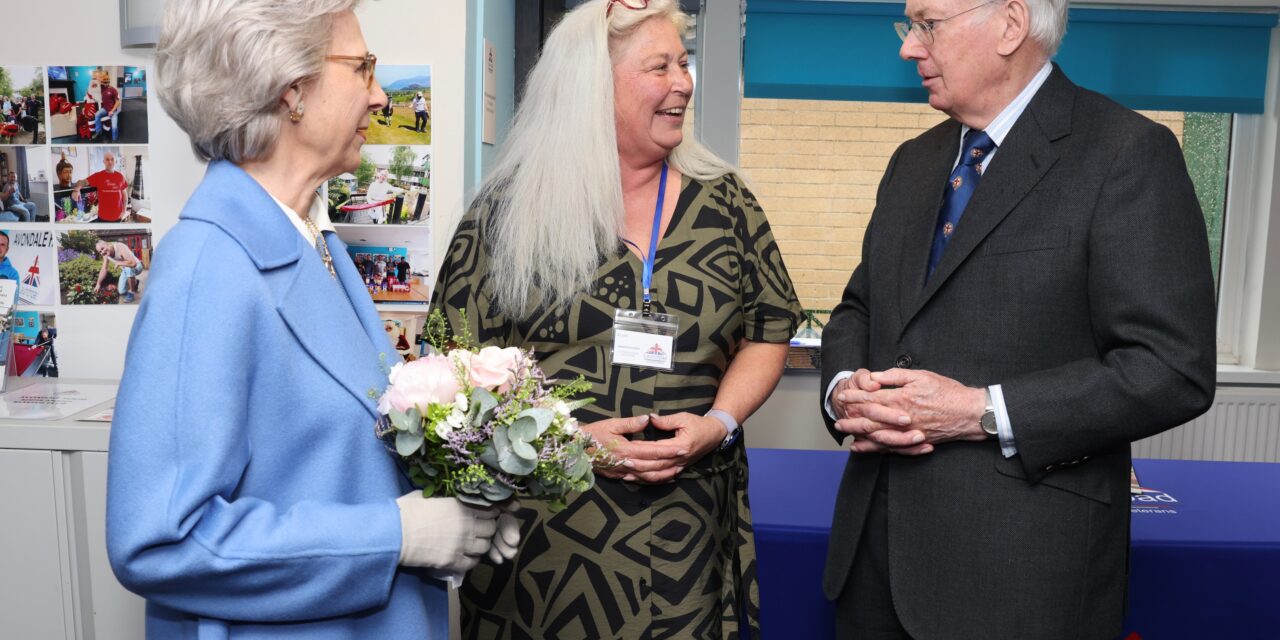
[606,0,648,17]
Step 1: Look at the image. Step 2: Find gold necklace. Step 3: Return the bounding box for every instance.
[303,215,337,279]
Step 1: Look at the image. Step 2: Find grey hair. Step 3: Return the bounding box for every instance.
[1024,0,1068,57]
[478,0,738,318]
[154,0,359,163]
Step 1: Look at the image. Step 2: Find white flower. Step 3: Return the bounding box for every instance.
[386,362,405,385]
[434,420,453,439]
[553,400,572,417]
[454,393,469,413]
[436,409,466,439]
[563,418,579,435]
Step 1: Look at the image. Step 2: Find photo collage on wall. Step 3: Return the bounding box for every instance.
[1,63,153,377]
[325,64,434,360]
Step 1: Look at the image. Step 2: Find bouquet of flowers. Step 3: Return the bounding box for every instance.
[375,311,609,511]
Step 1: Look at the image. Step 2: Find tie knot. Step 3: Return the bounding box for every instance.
[961,130,996,167]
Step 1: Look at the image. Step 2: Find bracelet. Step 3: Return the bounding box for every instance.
[706,409,740,450]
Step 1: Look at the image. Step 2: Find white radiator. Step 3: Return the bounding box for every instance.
[1134,387,1280,462]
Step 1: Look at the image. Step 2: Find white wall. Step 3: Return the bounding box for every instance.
[1,0,473,380]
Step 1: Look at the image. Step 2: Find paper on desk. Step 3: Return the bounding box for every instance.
[0,381,118,420]
[77,400,116,423]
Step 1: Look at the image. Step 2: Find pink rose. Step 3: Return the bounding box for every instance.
[469,346,521,392]
[385,356,459,412]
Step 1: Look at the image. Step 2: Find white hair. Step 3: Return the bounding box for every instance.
[154,0,359,163]
[1024,0,1069,57]
[476,0,738,318]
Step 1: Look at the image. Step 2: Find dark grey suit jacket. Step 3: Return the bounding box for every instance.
[819,66,1217,639]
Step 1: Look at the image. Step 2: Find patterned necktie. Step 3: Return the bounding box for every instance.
[927,129,996,280]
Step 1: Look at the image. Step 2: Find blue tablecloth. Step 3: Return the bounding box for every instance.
[746,448,1280,639]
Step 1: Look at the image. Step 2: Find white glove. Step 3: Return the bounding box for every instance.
[396,492,499,572]
[488,501,523,564]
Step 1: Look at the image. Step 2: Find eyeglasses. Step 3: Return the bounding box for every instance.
[894,0,999,46]
[606,0,648,17]
[326,52,378,89]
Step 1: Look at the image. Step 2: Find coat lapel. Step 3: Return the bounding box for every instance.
[276,244,390,420]
[900,66,1075,332]
[327,231,400,364]
[185,161,394,417]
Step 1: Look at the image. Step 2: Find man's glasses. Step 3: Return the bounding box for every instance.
[326,52,378,89]
[894,0,999,46]
[606,0,648,17]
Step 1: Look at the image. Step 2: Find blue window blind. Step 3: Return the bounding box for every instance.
[744,1,1278,113]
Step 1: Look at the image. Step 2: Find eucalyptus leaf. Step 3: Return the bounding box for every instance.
[496,432,538,475]
[508,416,537,443]
[395,430,425,457]
[389,408,422,435]
[568,454,590,480]
[516,408,553,438]
[478,442,500,468]
[455,492,492,507]
[419,481,436,498]
[511,438,537,461]
[493,426,512,453]
[480,482,514,502]
[470,388,498,422]
[419,461,439,477]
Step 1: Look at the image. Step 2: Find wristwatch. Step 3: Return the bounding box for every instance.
[706,409,740,450]
[980,388,998,438]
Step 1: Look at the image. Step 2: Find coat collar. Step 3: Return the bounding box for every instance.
[182,160,394,418]
[898,64,1076,333]
[180,161,303,270]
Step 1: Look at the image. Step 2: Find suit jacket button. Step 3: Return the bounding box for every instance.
[895,354,913,369]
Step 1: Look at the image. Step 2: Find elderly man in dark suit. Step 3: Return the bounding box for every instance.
[818,0,1217,637]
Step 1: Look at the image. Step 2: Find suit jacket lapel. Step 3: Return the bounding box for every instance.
[897,122,960,321]
[901,66,1075,330]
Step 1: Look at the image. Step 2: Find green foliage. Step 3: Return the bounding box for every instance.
[60,230,100,256]
[60,254,119,304]
[355,153,375,187]
[0,68,11,100]
[327,180,350,209]
[389,145,415,183]
[22,73,43,98]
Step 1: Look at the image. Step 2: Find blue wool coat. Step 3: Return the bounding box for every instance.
[106,161,446,639]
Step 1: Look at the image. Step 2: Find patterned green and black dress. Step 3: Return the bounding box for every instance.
[431,173,802,640]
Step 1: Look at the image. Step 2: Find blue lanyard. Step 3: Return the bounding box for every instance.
[622,162,668,316]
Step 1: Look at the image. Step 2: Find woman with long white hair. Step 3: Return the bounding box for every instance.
[433,0,802,636]
[106,1,513,637]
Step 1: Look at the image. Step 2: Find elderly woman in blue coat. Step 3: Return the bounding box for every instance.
[105,1,519,637]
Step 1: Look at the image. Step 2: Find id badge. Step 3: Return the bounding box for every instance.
[612,308,679,371]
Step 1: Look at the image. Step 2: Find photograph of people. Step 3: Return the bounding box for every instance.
[53,152,87,220]
[0,145,50,222]
[92,239,143,303]
[364,64,430,144]
[0,231,20,284]
[58,229,150,305]
[52,146,152,223]
[105,1,516,638]
[817,0,1218,636]
[431,1,803,636]
[51,66,149,145]
[0,66,46,144]
[2,169,34,222]
[326,144,430,224]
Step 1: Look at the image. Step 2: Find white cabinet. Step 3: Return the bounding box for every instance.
[0,380,146,640]
[0,449,71,639]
